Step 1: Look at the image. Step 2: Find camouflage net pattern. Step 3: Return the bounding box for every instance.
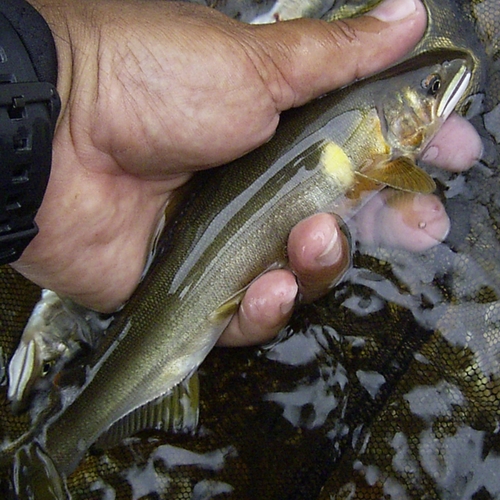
[1,0,499,498]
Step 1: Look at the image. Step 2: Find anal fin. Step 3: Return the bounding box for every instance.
[208,290,247,323]
[208,263,284,325]
[94,372,200,450]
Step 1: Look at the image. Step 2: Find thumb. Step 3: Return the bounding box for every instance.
[248,0,427,110]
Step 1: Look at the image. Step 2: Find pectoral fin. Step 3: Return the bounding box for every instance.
[356,156,436,194]
[208,289,247,323]
[208,263,284,324]
[94,372,200,450]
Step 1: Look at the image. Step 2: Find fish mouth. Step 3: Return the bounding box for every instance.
[7,339,36,414]
[7,341,34,399]
[437,61,472,120]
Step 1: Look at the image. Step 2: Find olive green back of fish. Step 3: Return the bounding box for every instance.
[56,0,498,498]
[324,0,487,99]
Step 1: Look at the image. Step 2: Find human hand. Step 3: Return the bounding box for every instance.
[14,0,482,346]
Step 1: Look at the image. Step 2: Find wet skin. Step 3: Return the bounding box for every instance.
[13,0,482,346]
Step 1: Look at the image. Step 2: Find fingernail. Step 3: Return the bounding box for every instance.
[369,0,418,22]
[422,145,439,163]
[280,297,295,315]
[279,283,298,315]
[316,227,342,267]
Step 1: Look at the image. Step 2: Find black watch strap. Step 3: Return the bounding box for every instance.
[0,0,60,265]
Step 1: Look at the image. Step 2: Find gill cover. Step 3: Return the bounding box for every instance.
[355,56,472,195]
[380,57,472,155]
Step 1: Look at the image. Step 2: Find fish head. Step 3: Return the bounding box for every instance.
[7,290,89,413]
[7,331,69,414]
[379,54,472,156]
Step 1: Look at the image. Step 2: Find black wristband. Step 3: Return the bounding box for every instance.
[0,0,60,265]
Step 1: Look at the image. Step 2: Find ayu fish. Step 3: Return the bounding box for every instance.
[7,290,111,414]
[8,50,472,492]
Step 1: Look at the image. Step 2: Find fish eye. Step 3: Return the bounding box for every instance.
[422,74,441,96]
[42,361,54,376]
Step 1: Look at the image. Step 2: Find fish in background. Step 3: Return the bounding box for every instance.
[7,290,111,414]
[201,0,374,24]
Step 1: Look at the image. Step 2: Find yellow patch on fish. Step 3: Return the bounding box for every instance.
[320,142,355,189]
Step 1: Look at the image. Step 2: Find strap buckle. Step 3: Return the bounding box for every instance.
[0,80,60,126]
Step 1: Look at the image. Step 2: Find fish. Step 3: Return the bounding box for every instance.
[7,290,111,414]
[3,50,473,495]
[250,0,335,23]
